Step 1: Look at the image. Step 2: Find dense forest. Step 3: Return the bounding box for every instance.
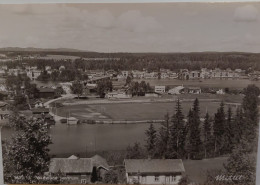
[1,51,260,72]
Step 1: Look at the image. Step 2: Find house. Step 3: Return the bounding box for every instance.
[189,71,201,79]
[184,87,201,94]
[154,86,166,94]
[49,155,109,184]
[168,86,185,95]
[37,87,56,99]
[124,159,185,184]
[144,72,158,79]
[178,69,189,80]
[26,69,41,80]
[67,117,79,125]
[216,89,225,95]
[34,100,44,108]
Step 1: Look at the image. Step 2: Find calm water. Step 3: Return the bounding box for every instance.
[2,123,160,155]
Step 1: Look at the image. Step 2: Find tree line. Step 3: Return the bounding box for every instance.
[126,84,259,184]
[2,51,260,72]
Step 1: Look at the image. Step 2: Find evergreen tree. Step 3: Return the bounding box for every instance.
[203,112,211,158]
[169,99,186,158]
[213,101,226,156]
[126,143,146,159]
[224,106,234,153]
[145,124,157,158]
[189,98,203,159]
[242,85,259,149]
[233,107,243,146]
[185,109,193,159]
[156,112,170,158]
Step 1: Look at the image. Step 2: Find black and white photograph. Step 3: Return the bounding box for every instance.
[0,1,259,184]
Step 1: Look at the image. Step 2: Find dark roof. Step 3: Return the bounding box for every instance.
[49,158,93,174]
[91,154,109,170]
[124,159,185,174]
[49,155,109,174]
[38,88,55,93]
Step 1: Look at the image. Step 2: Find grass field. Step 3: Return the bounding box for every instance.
[56,101,238,121]
[183,157,227,184]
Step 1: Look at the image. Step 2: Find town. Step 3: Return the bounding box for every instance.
[0,50,259,185]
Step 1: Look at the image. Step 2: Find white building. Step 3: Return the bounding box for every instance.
[26,70,41,80]
[154,86,166,94]
[124,159,185,185]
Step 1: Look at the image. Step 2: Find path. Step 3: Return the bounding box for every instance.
[44,94,76,123]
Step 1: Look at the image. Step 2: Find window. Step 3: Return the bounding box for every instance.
[155,176,159,182]
[81,179,87,184]
[166,176,170,183]
[142,176,146,183]
[171,176,176,182]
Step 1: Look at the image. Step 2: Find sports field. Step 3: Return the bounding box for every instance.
[56,101,238,121]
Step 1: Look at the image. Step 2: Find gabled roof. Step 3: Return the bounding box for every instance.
[49,155,109,174]
[124,159,185,174]
[49,158,93,174]
[91,154,109,170]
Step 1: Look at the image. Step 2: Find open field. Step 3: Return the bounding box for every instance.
[56,100,238,121]
[183,157,227,184]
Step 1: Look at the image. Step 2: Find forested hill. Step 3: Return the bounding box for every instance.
[1,50,260,71]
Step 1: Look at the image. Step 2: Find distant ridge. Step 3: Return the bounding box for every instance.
[0,47,88,52]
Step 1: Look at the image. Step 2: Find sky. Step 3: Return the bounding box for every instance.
[0,2,259,52]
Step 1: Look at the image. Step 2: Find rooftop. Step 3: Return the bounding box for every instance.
[49,155,109,174]
[124,159,185,174]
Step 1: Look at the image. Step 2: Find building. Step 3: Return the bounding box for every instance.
[154,86,166,94]
[37,87,56,99]
[124,159,185,184]
[189,71,201,79]
[216,89,225,95]
[26,70,41,80]
[49,155,109,184]
[67,117,79,125]
[184,87,201,94]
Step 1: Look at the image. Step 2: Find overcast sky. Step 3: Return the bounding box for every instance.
[0,3,259,52]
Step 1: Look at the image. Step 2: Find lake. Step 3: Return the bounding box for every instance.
[2,123,161,156]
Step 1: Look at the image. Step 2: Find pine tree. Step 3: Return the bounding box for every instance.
[213,101,225,156]
[156,112,170,158]
[233,107,243,146]
[203,112,211,158]
[185,109,193,159]
[169,99,186,158]
[145,124,157,158]
[188,98,203,159]
[223,106,233,154]
[242,85,260,149]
